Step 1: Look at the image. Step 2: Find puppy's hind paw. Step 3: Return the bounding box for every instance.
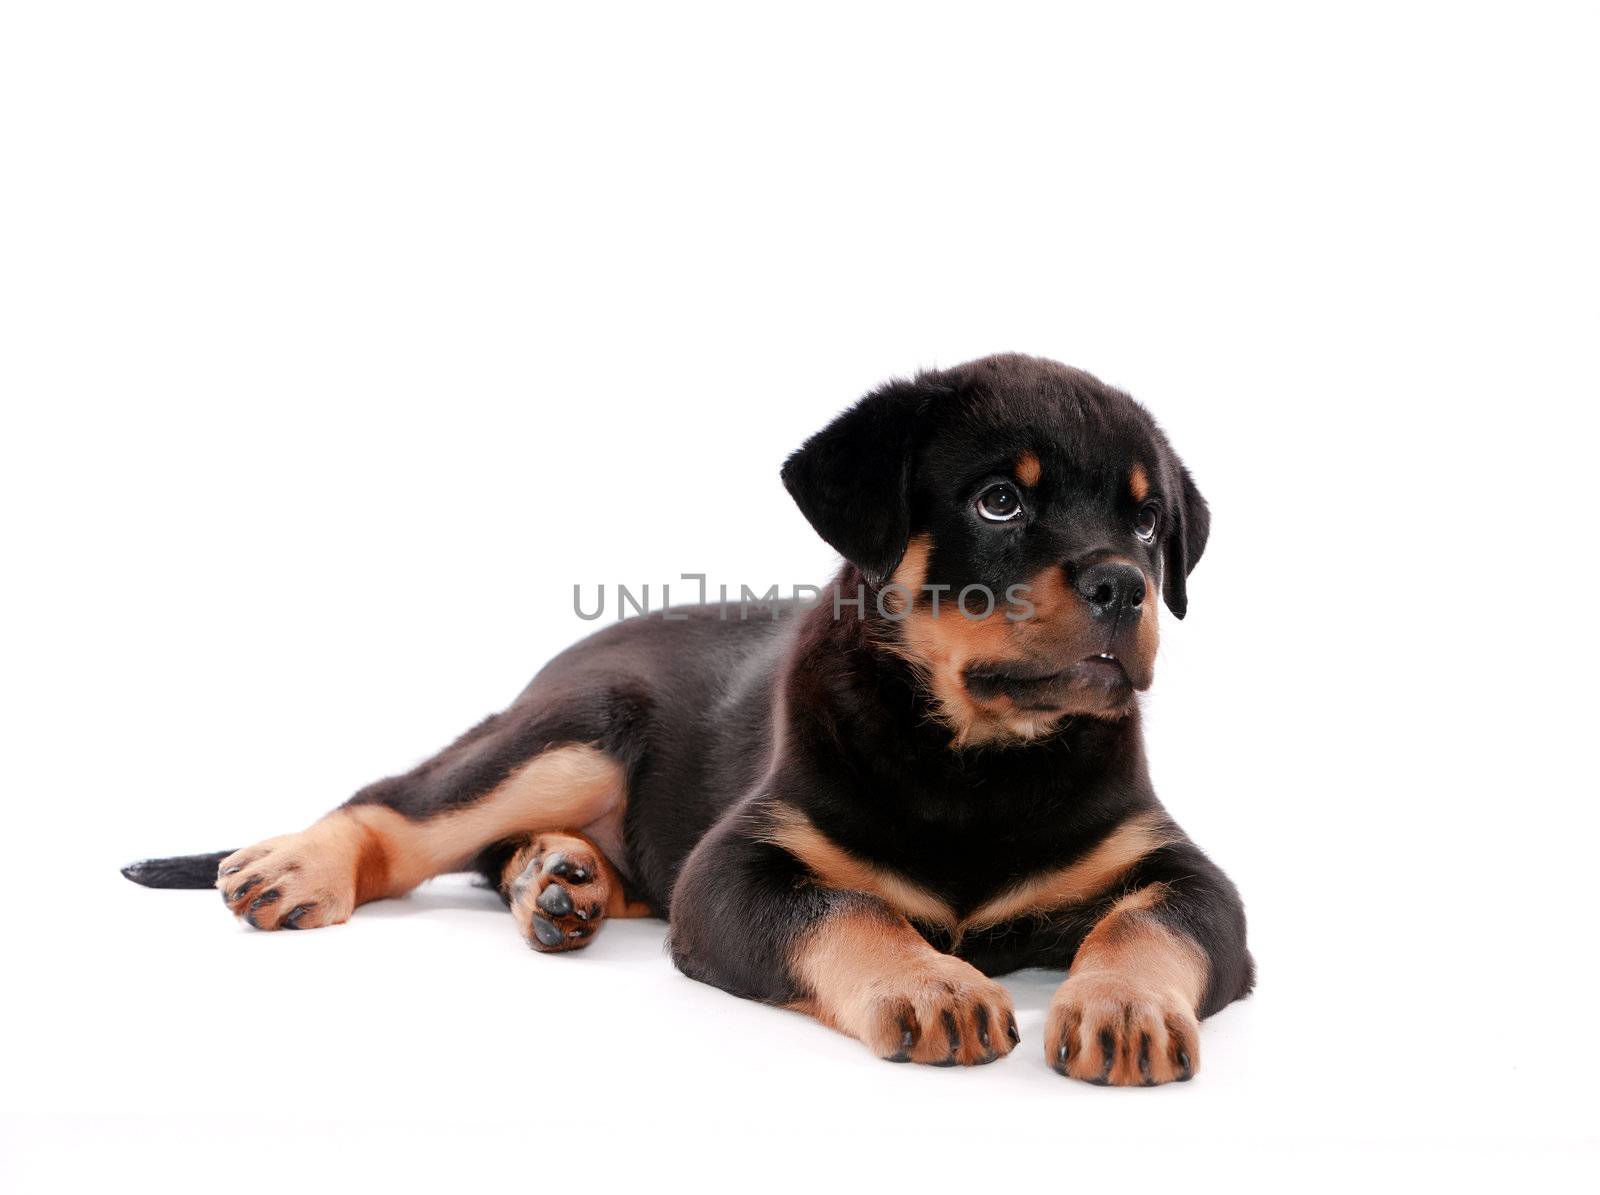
[216,822,364,932]
[502,833,646,952]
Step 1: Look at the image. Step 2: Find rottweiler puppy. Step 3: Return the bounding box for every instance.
[125,353,1253,1084]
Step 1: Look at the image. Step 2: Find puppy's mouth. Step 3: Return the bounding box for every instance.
[962,652,1131,711]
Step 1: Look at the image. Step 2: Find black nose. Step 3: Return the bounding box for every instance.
[1073,560,1146,620]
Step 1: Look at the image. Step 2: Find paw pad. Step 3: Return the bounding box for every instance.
[505,836,615,952]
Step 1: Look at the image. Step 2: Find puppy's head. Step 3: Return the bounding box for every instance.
[782,353,1209,746]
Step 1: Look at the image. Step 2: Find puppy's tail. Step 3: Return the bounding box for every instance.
[121,850,235,889]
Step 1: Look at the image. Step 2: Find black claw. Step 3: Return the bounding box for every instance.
[249,889,281,913]
[537,884,574,917]
[283,904,313,929]
[941,1009,960,1059]
[1138,1032,1154,1086]
[888,1005,918,1062]
[975,1004,992,1052]
[1176,1047,1193,1081]
[530,915,564,947]
[567,926,591,940]
[245,912,260,929]
[1097,1029,1116,1083]
[1006,1016,1020,1046]
[229,878,260,904]
[220,865,242,877]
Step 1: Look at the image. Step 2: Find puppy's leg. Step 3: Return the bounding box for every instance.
[498,830,652,952]
[669,806,1018,1066]
[1043,843,1252,1086]
[790,899,1019,1065]
[217,720,629,931]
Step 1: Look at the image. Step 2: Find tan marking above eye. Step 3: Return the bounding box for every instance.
[1130,464,1150,503]
[1015,451,1043,487]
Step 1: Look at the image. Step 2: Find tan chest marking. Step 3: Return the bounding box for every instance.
[760,805,959,929]
[763,805,1173,938]
[962,811,1179,932]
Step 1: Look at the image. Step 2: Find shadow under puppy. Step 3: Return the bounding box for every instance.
[125,353,1254,1085]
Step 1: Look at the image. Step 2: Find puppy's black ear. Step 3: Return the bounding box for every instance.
[781,379,929,584]
[1161,461,1210,619]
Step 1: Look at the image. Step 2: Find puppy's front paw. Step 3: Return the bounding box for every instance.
[503,833,627,952]
[855,957,1019,1067]
[1045,972,1199,1086]
[217,821,364,931]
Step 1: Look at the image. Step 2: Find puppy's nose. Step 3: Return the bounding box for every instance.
[1073,560,1146,620]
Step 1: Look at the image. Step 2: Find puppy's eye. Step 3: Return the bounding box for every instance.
[976,483,1024,523]
[1134,506,1159,544]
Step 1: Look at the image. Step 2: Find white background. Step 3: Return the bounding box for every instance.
[3,3,1597,1191]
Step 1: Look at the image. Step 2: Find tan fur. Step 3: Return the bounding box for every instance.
[1130,463,1149,502]
[369,744,625,889]
[217,744,627,930]
[885,535,1150,746]
[1137,568,1160,659]
[886,535,1043,747]
[760,805,957,929]
[1015,450,1042,487]
[877,538,925,620]
[963,812,1179,931]
[215,815,383,929]
[789,906,1016,1064]
[1044,883,1209,1085]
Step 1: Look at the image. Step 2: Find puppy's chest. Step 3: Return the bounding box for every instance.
[893,832,1036,912]
[813,813,1074,933]
[793,778,1168,951]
